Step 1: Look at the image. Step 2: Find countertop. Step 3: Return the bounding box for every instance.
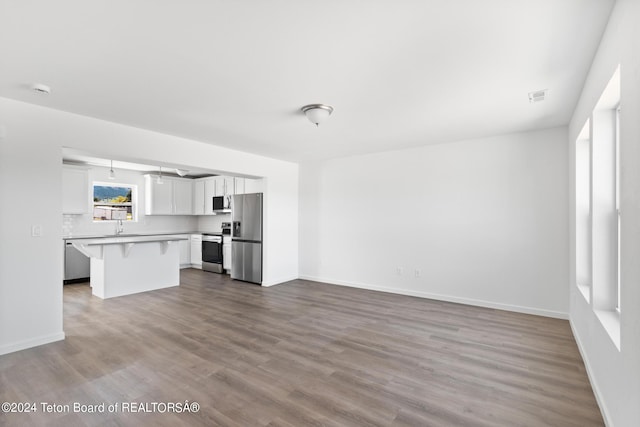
[67,234,189,246]
[63,231,215,240]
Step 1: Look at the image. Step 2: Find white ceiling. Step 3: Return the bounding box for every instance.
[0,0,614,162]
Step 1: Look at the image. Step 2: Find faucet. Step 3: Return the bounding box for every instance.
[115,219,124,235]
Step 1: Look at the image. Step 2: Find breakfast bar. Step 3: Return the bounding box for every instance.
[68,234,188,299]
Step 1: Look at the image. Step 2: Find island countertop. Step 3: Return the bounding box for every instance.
[69,234,187,299]
[66,234,189,246]
[63,231,201,240]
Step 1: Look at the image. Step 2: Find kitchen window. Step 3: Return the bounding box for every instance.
[93,182,137,221]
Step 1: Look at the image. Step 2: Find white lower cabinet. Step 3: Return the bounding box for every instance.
[190,234,202,268]
[223,243,231,271]
[179,237,191,268]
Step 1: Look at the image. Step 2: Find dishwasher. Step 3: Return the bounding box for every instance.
[64,241,90,284]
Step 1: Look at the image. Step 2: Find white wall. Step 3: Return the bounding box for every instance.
[300,127,569,318]
[0,106,65,355]
[0,97,298,355]
[568,0,640,425]
[63,165,198,237]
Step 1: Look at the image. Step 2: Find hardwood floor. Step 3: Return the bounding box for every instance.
[0,269,603,426]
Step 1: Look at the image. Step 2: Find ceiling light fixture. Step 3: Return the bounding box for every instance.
[157,166,164,184]
[301,104,334,127]
[108,160,116,180]
[175,169,189,177]
[32,83,51,95]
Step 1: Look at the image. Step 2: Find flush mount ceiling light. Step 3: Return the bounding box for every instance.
[108,160,116,180]
[32,83,51,95]
[528,89,548,103]
[301,104,334,127]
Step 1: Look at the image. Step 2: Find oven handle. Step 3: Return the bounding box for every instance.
[202,235,222,243]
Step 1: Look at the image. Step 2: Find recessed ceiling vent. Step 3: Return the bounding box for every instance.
[528,89,547,103]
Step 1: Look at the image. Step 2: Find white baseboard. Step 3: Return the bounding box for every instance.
[261,275,298,287]
[298,275,568,320]
[0,331,65,356]
[569,319,612,427]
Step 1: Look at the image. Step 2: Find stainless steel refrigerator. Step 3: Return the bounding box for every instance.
[231,193,263,284]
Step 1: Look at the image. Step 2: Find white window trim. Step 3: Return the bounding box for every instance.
[92,181,138,222]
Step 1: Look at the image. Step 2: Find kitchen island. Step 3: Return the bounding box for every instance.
[68,234,188,299]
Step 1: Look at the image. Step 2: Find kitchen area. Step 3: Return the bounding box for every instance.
[62,154,264,299]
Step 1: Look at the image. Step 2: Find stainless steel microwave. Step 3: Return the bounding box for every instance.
[213,196,231,213]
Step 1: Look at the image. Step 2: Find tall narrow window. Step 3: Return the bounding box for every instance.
[589,65,621,349]
[615,105,621,311]
[575,120,591,302]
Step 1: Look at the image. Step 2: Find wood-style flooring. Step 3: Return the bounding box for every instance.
[0,269,603,426]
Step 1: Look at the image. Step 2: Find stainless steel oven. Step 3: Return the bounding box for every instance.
[202,234,223,273]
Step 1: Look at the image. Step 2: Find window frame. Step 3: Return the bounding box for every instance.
[92,181,138,222]
[615,104,621,312]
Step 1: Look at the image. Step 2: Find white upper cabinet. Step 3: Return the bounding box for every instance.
[145,175,194,215]
[213,176,241,196]
[146,175,173,215]
[223,176,235,196]
[234,177,245,195]
[212,176,226,197]
[173,179,193,215]
[193,180,206,215]
[204,178,215,214]
[192,176,247,215]
[244,178,263,194]
[62,165,90,214]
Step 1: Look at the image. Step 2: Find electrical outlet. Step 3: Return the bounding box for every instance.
[396,267,403,276]
[414,269,421,278]
[31,225,43,237]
